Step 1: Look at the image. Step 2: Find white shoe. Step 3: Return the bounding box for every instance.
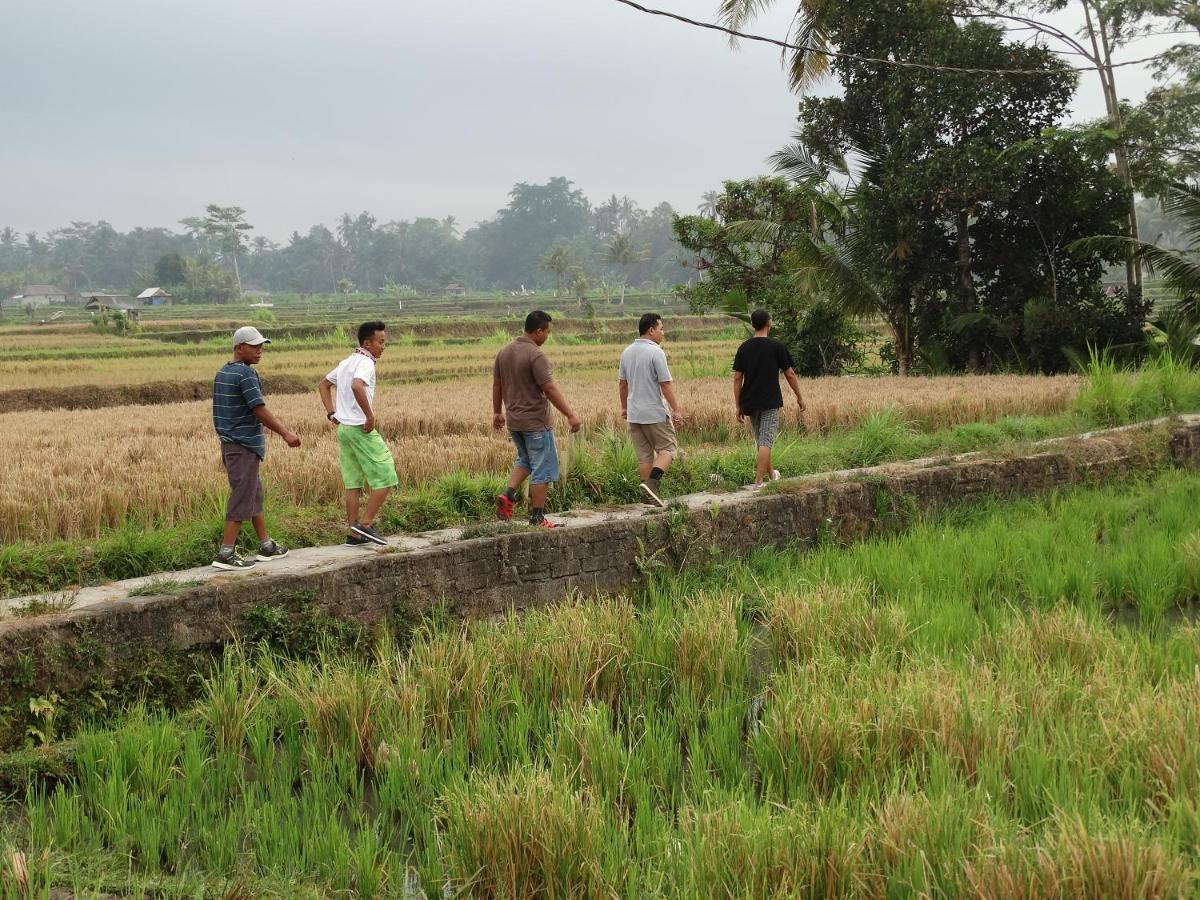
[771,469,781,481]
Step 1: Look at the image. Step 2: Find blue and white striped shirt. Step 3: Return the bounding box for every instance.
[213,362,266,458]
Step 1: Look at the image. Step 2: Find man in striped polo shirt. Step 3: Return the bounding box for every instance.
[211,326,302,570]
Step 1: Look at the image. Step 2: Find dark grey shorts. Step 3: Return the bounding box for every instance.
[221,442,264,522]
[749,407,782,448]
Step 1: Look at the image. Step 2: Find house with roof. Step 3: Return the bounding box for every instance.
[3,284,69,309]
[84,294,141,319]
[137,287,173,306]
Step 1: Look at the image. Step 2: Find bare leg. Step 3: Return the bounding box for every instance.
[529,482,550,508]
[638,462,653,481]
[344,488,361,527]
[508,466,531,492]
[250,513,268,542]
[755,446,773,486]
[360,487,391,527]
[652,450,673,474]
[221,520,242,546]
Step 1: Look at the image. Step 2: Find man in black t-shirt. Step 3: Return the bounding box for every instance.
[732,309,806,486]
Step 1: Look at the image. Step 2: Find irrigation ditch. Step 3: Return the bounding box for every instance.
[0,414,1197,777]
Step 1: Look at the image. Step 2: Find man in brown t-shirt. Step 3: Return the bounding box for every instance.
[492,310,582,527]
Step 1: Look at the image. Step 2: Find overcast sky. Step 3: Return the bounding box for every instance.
[1,0,1187,240]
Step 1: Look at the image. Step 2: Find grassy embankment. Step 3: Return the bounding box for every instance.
[1,371,1078,598]
[2,467,1198,896]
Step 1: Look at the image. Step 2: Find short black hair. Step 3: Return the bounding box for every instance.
[750,309,771,330]
[358,320,386,345]
[638,313,662,335]
[524,310,552,333]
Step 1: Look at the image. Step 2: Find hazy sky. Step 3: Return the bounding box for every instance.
[1,0,1186,239]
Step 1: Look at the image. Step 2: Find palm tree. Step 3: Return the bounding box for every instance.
[540,245,574,296]
[698,191,721,219]
[1073,182,1200,311]
[724,140,921,374]
[602,234,650,305]
[718,0,837,91]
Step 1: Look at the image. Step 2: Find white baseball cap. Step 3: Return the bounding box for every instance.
[232,326,271,347]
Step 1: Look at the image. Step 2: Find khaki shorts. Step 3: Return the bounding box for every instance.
[629,420,678,465]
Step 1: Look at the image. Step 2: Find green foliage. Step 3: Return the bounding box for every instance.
[787,298,866,376]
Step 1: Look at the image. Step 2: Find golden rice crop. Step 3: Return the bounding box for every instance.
[0,373,1078,543]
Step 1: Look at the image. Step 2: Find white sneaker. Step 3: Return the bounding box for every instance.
[771,469,781,481]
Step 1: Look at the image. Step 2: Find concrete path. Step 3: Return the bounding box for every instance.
[0,486,755,620]
[3,413,1181,620]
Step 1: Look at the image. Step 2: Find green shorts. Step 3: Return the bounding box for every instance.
[337,425,399,491]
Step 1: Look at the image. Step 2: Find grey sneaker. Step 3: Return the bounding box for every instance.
[212,550,255,571]
[639,480,665,508]
[350,522,388,546]
[255,540,289,561]
[345,532,370,546]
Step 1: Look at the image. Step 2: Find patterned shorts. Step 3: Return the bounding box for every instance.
[749,407,781,448]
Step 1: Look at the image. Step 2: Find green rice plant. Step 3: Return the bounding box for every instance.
[198,650,262,755]
[669,799,864,898]
[763,580,909,666]
[438,768,626,899]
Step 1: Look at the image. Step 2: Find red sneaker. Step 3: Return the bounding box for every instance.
[495,493,514,521]
[532,518,558,529]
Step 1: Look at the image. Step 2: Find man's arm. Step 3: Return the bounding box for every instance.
[492,375,505,431]
[542,380,582,432]
[318,378,337,423]
[352,378,375,433]
[619,379,629,420]
[783,368,806,413]
[733,372,745,423]
[252,404,301,447]
[659,380,684,425]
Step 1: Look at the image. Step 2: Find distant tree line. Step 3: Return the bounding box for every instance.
[0,178,687,301]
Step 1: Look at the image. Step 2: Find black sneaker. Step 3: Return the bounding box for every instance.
[639,480,666,508]
[212,551,255,571]
[350,523,388,546]
[256,540,289,561]
[345,532,370,546]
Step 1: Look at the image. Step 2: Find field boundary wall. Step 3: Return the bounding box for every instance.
[3,416,1199,714]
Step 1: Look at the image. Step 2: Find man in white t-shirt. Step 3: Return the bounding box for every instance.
[317,321,398,546]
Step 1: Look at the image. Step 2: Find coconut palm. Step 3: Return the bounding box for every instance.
[540,245,574,296]
[601,234,650,305]
[718,0,837,91]
[1074,182,1200,309]
[723,140,921,374]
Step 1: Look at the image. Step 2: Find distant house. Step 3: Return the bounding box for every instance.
[137,287,173,306]
[444,283,467,297]
[3,284,68,309]
[84,294,141,319]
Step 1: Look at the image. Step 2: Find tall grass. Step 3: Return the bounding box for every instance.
[3,471,1199,896]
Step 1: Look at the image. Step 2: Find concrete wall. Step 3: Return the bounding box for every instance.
[0,418,1193,715]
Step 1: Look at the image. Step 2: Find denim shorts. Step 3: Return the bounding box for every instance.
[510,428,560,484]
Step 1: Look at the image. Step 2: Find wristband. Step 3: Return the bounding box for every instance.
[327,411,337,421]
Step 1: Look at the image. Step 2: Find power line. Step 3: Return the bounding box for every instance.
[609,0,1165,76]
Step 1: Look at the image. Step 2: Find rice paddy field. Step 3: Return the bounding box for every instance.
[3,470,1199,896]
[5,303,1200,896]
[2,301,1199,598]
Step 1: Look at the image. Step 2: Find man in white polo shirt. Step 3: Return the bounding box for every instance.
[317,320,397,546]
[618,313,685,507]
